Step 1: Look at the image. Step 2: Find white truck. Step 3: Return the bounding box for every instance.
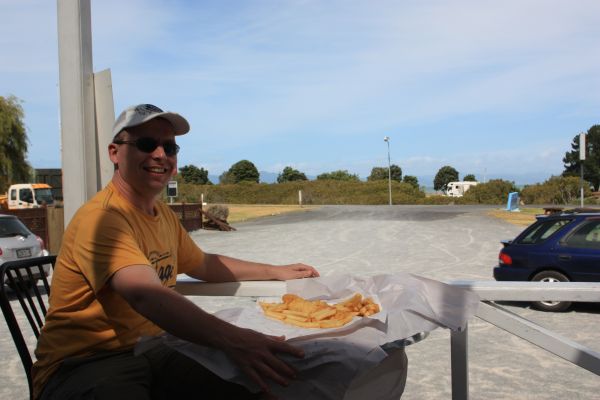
[0,183,55,210]
[444,181,478,197]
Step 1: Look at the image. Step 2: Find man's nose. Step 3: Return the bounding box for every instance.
[150,145,167,159]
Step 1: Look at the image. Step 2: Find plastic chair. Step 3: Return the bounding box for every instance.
[0,255,56,399]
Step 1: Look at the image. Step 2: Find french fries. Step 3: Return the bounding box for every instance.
[259,293,380,329]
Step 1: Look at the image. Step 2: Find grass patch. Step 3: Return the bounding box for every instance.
[487,207,544,226]
[223,204,318,223]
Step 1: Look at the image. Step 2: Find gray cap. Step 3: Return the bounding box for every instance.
[112,104,190,137]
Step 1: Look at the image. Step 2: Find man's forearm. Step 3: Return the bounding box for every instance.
[130,282,240,348]
[187,253,319,282]
[112,264,307,391]
[193,253,280,282]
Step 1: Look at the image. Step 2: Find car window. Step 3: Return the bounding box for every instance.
[0,218,32,238]
[518,219,572,244]
[34,188,54,205]
[564,220,600,249]
[19,188,33,203]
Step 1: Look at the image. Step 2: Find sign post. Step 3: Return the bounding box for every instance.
[167,181,178,204]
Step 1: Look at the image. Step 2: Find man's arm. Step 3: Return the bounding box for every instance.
[111,264,303,393]
[186,253,319,282]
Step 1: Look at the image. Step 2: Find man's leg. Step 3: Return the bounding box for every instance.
[144,344,259,400]
[40,350,153,400]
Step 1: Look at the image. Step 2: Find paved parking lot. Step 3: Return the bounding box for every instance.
[189,205,600,400]
[1,205,598,399]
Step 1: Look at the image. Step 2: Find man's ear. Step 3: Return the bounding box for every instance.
[108,143,119,165]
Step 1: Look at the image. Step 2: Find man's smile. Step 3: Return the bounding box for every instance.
[144,166,168,174]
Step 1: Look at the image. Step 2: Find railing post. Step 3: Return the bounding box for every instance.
[199,201,203,229]
[451,324,469,400]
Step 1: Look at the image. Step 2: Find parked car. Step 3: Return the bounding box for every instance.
[0,214,50,287]
[493,209,600,311]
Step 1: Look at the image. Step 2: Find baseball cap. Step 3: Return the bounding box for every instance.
[112,104,190,137]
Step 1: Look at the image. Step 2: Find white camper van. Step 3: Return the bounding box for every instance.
[444,181,478,197]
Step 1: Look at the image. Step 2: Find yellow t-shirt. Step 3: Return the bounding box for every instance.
[31,182,204,399]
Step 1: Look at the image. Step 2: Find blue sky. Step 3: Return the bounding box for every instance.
[2,0,600,186]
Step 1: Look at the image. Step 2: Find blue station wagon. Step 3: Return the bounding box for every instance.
[493,209,600,311]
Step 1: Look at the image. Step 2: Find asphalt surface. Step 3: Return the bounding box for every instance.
[1,205,599,399]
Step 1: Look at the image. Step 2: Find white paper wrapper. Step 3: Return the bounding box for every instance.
[136,273,479,399]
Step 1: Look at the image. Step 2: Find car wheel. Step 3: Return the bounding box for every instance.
[531,271,571,312]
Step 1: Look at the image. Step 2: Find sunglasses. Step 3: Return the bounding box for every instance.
[113,137,180,156]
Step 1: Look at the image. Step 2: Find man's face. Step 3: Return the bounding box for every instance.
[109,118,178,198]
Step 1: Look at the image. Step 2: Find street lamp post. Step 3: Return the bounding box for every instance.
[384,136,392,205]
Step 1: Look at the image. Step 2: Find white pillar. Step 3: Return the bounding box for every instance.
[57,0,99,225]
[94,69,115,188]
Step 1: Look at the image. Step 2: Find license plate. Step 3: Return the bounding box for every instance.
[16,248,32,258]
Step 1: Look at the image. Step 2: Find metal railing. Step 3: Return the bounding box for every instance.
[175,279,600,399]
[448,281,600,399]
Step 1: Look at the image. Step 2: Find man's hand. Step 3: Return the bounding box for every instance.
[221,328,304,394]
[111,265,306,394]
[271,263,320,280]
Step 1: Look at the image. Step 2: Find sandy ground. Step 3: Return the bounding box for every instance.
[1,205,598,399]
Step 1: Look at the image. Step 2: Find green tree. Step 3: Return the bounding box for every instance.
[316,170,360,181]
[0,95,31,192]
[277,166,308,183]
[179,164,211,184]
[367,164,402,182]
[228,160,260,183]
[403,175,419,189]
[563,125,600,191]
[463,174,476,181]
[434,165,459,191]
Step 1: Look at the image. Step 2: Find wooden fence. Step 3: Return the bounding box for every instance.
[168,203,203,231]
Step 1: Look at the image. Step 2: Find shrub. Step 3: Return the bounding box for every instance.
[403,175,419,189]
[521,176,591,205]
[316,170,360,181]
[461,179,519,204]
[175,180,426,205]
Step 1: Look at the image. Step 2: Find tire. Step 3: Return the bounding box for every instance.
[531,271,571,312]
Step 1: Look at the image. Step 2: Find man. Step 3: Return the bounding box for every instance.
[33,104,319,399]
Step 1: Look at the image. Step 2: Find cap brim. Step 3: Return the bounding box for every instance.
[154,112,190,136]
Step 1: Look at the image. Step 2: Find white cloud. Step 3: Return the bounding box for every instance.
[2,0,599,179]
